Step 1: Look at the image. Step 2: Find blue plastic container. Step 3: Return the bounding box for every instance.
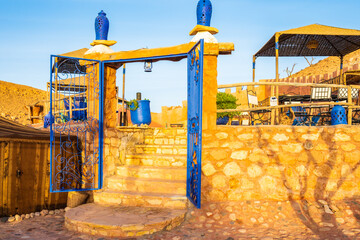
[216,116,229,125]
[130,100,151,125]
[331,105,347,125]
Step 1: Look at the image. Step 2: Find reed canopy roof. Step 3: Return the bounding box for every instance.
[255,24,360,57]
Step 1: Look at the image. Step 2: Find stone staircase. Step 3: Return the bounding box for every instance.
[94,128,188,209]
[66,128,189,238]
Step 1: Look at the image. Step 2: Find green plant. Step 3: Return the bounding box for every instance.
[216,92,240,118]
[128,99,139,111]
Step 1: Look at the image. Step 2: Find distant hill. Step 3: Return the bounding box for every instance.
[291,49,360,78]
[0,80,48,125]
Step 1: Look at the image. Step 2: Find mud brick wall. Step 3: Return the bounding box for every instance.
[202,126,360,203]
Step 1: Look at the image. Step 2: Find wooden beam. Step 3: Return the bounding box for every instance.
[218,81,360,89]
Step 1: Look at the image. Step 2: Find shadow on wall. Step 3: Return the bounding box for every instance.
[256,127,360,239]
[202,126,360,239]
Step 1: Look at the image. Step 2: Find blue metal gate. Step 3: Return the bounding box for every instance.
[186,40,204,208]
[49,55,103,193]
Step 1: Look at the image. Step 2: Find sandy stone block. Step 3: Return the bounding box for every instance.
[353,134,360,142]
[227,190,243,201]
[259,176,277,194]
[247,164,263,178]
[154,139,163,145]
[164,138,169,144]
[177,129,186,135]
[249,153,270,163]
[171,161,184,167]
[212,174,227,188]
[315,143,329,151]
[223,162,241,176]
[344,151,360,164]
[326,179,338,191]
[341,143,357,152]
[231,151,248,160]
[267,166,284,178]
[341,164,351,177]
[228,142,245,150]
[237,133,254,141]
[210,149,228,160]
[314,164,332,178]
[301,133,320,141]
[202,163,216,176]
[162,149,173,154]
[273,134,289,142]
[240,179,254,190]
[333,133,351,142]
[215,132,228,140]
[180,139,187,145]
[203,140,220,148]
[208,189,225,201]
[283,143,303,153]
[296,165,309,176]
[260,133,271,140]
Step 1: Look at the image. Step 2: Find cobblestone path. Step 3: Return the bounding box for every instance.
[1,200,360,240]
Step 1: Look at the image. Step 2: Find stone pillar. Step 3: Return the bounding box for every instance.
[104,66,118,128]
[202,54,218,130]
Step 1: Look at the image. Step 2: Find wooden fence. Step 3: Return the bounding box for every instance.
[0,139,67,217]
[218,82,360,125]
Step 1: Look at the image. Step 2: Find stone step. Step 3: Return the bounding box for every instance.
[125,154,187,167]
[144,136,187,145]
[107,176,186,195]
[93,190,188,209]
[144,128,187,137]
[116,166,187,181]
[65,203,186,238]
[135,144,187,155]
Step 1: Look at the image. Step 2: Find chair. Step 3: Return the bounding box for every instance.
[247,89,270,125]
[337,88,359,101]
[310,87,333,125]
[310,87,332,102]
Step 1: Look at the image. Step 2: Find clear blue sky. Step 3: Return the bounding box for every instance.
[1,0,360,112]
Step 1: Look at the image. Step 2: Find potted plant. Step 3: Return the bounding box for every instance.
[128,98,152,126]
[216,92,239,125]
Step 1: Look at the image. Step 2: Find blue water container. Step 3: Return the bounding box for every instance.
[130,100,151,125]
[331,105,347,125]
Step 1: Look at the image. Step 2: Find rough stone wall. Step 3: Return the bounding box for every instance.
[103,128,148,181]
[202,126,360,203]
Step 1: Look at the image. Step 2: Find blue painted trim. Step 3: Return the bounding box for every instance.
[198,39,204,209]
[253,61,256,69]
[99,61,104,189]
[102,53,188,64]
[50,55,101,62]
[275,42,279,50]
[49,56,54,193]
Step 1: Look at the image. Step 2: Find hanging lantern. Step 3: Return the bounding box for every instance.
[306,39,319,50]
[144,61,153,72]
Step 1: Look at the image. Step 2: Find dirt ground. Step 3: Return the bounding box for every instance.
[0,80,47,125]
[1,200,360,240]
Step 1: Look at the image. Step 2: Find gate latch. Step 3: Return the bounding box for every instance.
[16,169,23,178]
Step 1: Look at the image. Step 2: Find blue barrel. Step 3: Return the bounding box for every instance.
[331,105,347,125]
[130,100,151,125]
[216,116,229,125]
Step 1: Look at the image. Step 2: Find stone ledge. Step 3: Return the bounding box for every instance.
[65,203,186,238]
